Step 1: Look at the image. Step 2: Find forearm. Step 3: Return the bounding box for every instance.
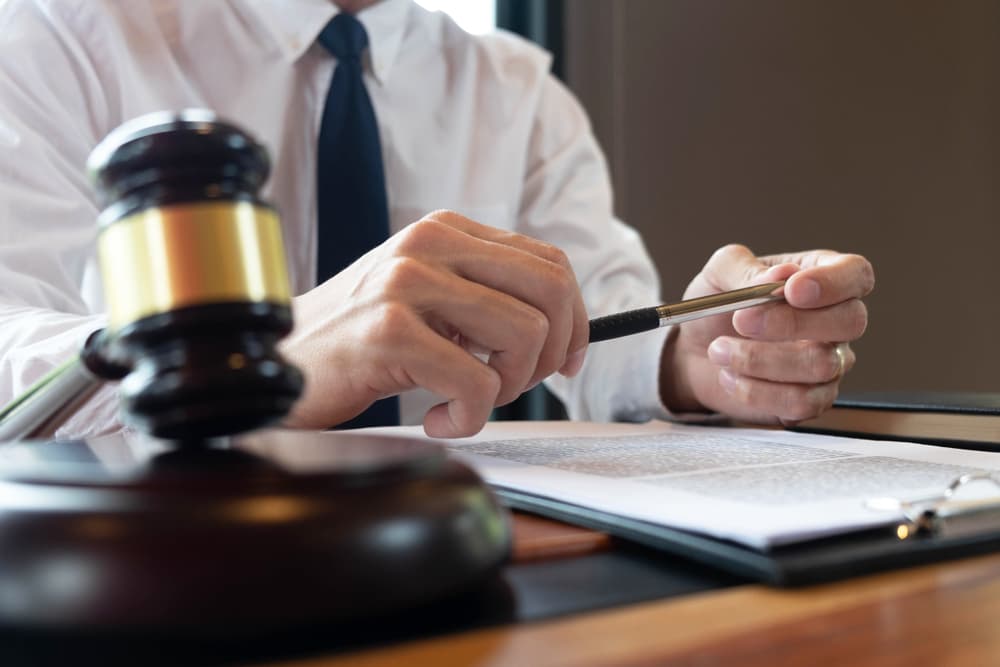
[0,306,123,438]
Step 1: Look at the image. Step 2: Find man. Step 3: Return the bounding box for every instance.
[0,0,872,438]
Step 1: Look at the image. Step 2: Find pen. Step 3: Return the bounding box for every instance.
[588,281,786,343]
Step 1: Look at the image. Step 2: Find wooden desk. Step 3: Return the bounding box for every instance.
[264,512,1000,667]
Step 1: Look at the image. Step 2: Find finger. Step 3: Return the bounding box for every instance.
[424,211,590,375]
[732,298,868,342]
[717,369,840,423]
[423,282,550,407]
[707,337,856,384]
[690,244,801,297]
[394,215,585,383]
[761,252,875,309]
[372,255,550,406]
[375,316,502,438]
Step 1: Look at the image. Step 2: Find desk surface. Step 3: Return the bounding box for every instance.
[260,510,1000,667]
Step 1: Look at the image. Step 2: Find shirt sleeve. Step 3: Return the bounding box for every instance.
[513,72,674,423]
[0,1,122,437]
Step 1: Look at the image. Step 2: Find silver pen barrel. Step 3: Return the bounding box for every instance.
[0,356,103,441]
[656,282,785,326]
[0,329,129,442]
[589,281,785,343]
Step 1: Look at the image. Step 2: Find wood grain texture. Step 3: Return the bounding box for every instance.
[269,552,1000,667]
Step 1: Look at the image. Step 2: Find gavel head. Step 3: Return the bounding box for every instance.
[87,110,303,441]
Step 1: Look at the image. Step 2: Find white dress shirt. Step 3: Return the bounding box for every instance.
[0,0,672,436]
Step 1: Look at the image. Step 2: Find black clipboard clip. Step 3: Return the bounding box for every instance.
[867,472,1000,540]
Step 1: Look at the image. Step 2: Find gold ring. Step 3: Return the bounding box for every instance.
[833,343,848,380]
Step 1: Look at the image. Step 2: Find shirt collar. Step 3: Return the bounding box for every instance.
[241,0,412,84]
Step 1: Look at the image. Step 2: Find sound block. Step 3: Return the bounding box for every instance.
[0,429,511,636]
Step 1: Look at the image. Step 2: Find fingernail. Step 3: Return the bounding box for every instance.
[797,278,821,306]
[719,368,740,395]
[560,347,587,377]
[707,338,732,367]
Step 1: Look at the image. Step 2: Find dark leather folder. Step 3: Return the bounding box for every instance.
[498,481,1000,586]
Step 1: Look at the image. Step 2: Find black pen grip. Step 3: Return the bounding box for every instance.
[588,307,660,343]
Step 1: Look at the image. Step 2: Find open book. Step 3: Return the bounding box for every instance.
[427,420,1000,584]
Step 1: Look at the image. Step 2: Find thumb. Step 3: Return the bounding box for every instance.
[699,244,800,293]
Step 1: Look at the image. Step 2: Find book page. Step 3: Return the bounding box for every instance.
[435,421,1000,550]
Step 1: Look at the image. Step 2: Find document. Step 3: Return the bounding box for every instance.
[440,421,1000,550]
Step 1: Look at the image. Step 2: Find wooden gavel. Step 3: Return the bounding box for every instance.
[0,110,305,442]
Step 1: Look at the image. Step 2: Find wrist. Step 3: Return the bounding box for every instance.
[658,328,708,414]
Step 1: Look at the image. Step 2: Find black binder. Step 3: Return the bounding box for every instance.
[495,470,1000,587]
[795,391,1000,450]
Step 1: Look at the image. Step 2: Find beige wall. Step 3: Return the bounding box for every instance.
[564,0,1000,393]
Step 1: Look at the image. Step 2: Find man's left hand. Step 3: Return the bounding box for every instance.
[660,244,875,424]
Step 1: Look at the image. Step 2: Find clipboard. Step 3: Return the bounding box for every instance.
[494,471,1000,587]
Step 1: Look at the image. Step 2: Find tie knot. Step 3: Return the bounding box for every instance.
[318,13,369,62]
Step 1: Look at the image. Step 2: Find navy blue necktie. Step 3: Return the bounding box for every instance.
[316,13,400,428]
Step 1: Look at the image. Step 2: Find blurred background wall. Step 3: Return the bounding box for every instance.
[563,0,1000,393]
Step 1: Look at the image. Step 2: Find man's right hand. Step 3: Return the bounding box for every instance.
[278,210,589,438]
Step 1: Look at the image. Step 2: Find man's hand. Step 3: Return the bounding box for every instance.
[279,211,589,438]
[661,244,874,424]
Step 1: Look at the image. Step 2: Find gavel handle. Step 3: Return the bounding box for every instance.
[0,330,128,442]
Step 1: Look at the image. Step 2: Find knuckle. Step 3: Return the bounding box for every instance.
[849,301,869,338]
[471,363,502,399]
[851,254,876,294]
[782,395,813,422]
[783,386,831,421]
[843,346,857,373]
[544,262,576,298]
[705,244,757,289]
[540,243,572,270]
[823,347,841,381]
[738,341,761,375]
[522,307,550,343]
[377,300,415,331]
[424,208,482,233]
[382,255,432,291]
[731,376,752,404]
[712,243,750,264]
[765,306,795,339]
[392,218,447,254]
[365,301,416,343]
[807,342,840,382]
[424,208,466,225]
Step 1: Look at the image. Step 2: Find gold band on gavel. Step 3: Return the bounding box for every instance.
[98,201,292,330]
